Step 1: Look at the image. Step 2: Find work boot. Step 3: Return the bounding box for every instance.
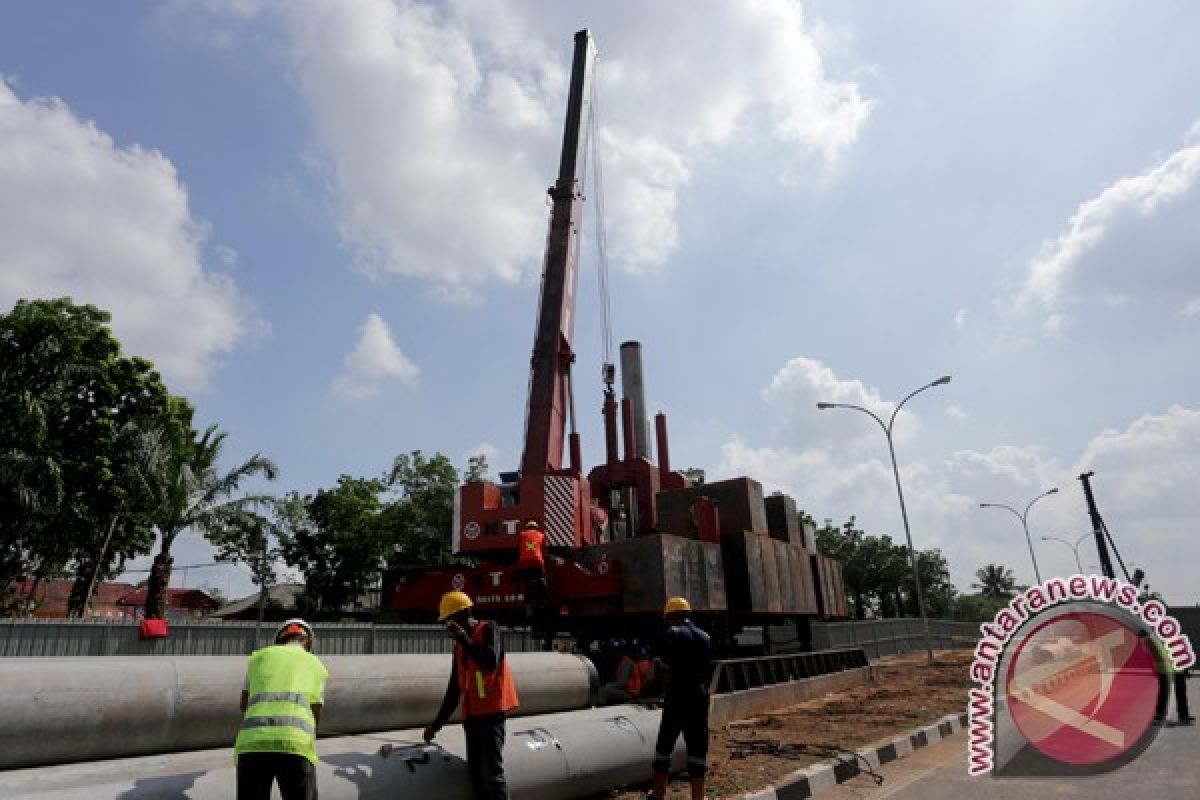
[647,771,668,799]
[690,776,705,799]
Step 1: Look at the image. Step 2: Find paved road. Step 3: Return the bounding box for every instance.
[824,679,1198,800]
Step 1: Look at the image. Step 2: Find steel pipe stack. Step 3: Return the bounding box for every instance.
[0,706,682,800]
[0,653,597,769]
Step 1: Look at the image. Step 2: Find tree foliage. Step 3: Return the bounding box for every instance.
[277,450,477,617]
[972,563,1016,600]
[815,516,957,619]
[140,424,279,618]
[0,299,188,615]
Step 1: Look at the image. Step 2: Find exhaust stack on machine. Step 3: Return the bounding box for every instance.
[619,341,651,460]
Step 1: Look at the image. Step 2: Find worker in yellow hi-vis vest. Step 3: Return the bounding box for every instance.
[235,618,329,800]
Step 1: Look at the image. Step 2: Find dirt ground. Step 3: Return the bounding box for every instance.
[603,649,974,800]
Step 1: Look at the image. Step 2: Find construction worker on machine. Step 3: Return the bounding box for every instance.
[425,591,520,799]
[648,597,712,800]
[234,618,328,800]
[515,519,549,609]
[598,639,645,705]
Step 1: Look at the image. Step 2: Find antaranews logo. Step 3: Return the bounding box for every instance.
[966,575,1194,777]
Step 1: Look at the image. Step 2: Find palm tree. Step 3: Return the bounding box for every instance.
[973,564,1016,600]
[143,425,278,619]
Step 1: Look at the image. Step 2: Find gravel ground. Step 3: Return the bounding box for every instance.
[601,649,974,800]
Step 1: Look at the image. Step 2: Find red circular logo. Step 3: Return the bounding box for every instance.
[1005,611,1158,766]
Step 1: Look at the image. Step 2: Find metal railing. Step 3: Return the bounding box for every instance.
[708,647,869,695]
[810,618,978,660]
[0,618,535,658]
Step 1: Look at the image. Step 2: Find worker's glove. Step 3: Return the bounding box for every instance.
[444,621,468,642]
[422,725,440,743]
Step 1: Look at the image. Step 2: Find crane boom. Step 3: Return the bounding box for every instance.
[454,30,597,557]
[521,29,595,476]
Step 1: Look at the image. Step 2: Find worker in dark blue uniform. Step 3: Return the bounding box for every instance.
[648,596,711,800]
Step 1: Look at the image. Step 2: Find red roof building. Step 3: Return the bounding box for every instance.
[6,580,218,619]
[116,587,219,617]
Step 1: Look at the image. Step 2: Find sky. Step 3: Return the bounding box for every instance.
[2,1,1198,606]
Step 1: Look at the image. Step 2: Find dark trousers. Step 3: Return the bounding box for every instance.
[652,695,710,778]
[516,566,548,607]
[464,714,508,799]
[236,752,317,800]
[1155,671,1192,720]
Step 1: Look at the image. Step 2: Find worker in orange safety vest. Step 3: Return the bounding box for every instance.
[598,639,652,704]
[515,519,549,608]
[424,591,520,799]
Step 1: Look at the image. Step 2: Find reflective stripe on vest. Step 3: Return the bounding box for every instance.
[235,645,328,764]
[454,621,519,718]
[240,715,316,736]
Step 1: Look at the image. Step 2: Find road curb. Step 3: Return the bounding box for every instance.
[740,711,969,799]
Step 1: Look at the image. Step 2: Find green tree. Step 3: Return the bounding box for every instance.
[383,450,461,569]
[209,506,282,622]
[277,477,386,615]
[142,424,278,619]
[916,548,957,618]
[0,299,184,616]
[679,467,705,486]
[973,564,1016,600]
[953,592,1009,621]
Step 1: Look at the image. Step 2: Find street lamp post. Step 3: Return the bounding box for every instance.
[1040,532,1090,574]
[816,374,951,666]
[979,488,1058,586]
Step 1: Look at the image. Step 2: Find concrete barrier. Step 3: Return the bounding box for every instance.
[709,665,876,726]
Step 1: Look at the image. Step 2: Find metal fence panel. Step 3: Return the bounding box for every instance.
[0,619,535,657]
[810,618,979,661]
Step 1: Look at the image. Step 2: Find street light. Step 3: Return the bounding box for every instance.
[1040,532,1090,574]
[816,374,951,665]
[979,488,1058,585]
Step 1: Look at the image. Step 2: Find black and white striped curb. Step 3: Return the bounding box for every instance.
[740,711,970,799]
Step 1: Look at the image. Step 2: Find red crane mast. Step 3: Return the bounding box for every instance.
[456,30,597,556]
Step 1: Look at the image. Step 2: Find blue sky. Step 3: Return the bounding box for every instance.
[3,1,1198,605]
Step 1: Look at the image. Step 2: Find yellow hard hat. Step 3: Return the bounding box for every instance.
[663,596,691,616]
[438,590,473,621]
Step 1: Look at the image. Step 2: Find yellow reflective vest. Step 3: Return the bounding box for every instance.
[235,644,329,764]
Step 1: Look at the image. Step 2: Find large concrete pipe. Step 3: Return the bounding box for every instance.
[619,341,651,459]
[0,653,596,769]
[0,705,685,800]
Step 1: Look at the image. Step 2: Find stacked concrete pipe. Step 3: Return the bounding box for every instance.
[0,653,597,769]
[0,706,683,799]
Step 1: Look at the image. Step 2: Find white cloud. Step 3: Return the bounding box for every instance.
[207,0,869,296]
[1182,298,1200,317]
[0,81,254,388]
[715,357,1200,602]
[331,312,419,400]
[762,356,928,449]
[954,308,969,328]
[1015,122,1200,322]
[945,405,967,421]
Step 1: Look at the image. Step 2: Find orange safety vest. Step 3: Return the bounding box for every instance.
[517,527,545,569]
[635,658,653,695]
[620,654,643,697]
[454,621,519,718]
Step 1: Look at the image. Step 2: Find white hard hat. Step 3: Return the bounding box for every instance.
[275,618,315,645]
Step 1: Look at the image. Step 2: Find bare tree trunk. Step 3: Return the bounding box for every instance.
[145,550,173,619]
[78,514,119,616]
